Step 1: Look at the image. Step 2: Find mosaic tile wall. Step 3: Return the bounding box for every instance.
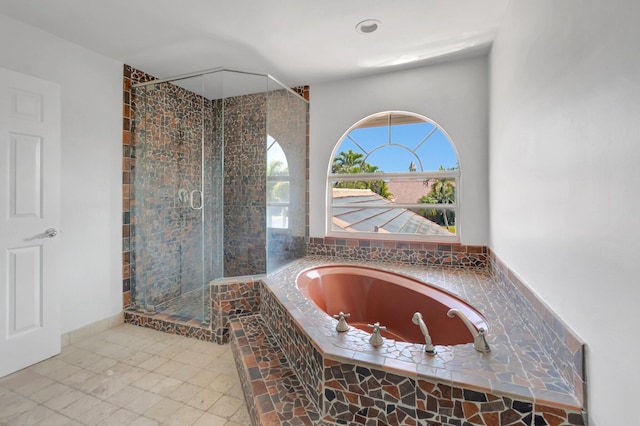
[307,237,488,268]
[222,92,268,276]
[323,359,417,425]
[415,378,585,426]
[210,278,261,344]
[129,73,222,308]
[489,250,586,408]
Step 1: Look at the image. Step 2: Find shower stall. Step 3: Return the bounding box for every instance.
[129,68,308,323]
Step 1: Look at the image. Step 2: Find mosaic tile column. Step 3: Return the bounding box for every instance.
[210,278,261,344]
[123,65,156,308]
[222,93,268,277]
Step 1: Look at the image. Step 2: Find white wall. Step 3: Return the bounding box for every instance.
[0,14,123,333]
[490,1,640,423]
[310,56,490,245]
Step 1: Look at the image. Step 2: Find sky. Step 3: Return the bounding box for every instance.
[335,121,458,173]
[268,120,459,174]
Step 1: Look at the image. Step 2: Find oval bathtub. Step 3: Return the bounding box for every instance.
[296,265,487,346]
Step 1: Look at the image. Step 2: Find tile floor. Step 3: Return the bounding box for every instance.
[0,324,250,426]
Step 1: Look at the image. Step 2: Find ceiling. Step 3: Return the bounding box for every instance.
[0,0,510,86]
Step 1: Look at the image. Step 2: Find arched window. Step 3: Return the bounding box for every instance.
[267,136,289,229]
[327,112,460,241]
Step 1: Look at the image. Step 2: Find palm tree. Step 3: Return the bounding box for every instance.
[419,166,455,228]
[267,159,289,202]
[267,159,287,176]
[267,159,289,227]
[332,149,364,173]
[332,150,393,199]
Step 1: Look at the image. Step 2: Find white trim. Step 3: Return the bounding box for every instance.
[60,312,123,347]
[329,170,459,181]
[326,229,460,243]
[331,202,456,210]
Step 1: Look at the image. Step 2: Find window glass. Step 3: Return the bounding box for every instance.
[267,137,289,229]
[328,112,459,240]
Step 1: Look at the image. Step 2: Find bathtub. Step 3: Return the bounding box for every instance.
[296,264,487,346]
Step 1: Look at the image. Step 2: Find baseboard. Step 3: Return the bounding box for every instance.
[61,311,124,347]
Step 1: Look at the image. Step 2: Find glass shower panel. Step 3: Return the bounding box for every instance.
[266,79,308,272]
[201,72,224,291]
[131,75,208,321]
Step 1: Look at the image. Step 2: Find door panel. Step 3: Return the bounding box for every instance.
[0,67,61,378]
[8,246,42,334]
[10,134,42,218]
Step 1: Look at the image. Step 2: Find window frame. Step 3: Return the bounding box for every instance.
[267,137,290,230]
[326,111,461,242]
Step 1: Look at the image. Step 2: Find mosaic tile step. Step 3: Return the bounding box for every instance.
[124,309,212,341]
[230,314,329,426]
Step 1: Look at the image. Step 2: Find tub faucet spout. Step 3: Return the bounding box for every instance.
[447,309,490,353]
[412,312,436,355]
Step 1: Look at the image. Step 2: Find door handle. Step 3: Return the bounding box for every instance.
[190,190,203,210]
[38,228,58,239]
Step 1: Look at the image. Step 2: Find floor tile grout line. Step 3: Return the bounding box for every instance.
[0,323,250,426]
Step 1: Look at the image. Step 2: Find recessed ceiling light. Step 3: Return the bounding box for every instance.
[356,19,381,35]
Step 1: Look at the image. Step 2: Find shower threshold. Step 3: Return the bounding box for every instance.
[134,288,211,324]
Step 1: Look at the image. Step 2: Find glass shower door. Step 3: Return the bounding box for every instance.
[131,76,212,322]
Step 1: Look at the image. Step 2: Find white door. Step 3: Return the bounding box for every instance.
[0,67,61,378]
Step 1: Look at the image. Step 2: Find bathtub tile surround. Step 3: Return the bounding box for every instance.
[260,283,324,410]
[323,360,417,425]
[415,379,584,426]
[251,257,585,425]
[308,237,488,268]
[489,250,586,409]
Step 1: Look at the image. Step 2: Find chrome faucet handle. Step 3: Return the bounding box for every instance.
[367,322,386,347]
[447,309,490,353]
[333,312,351,332]
[367,322,387,331]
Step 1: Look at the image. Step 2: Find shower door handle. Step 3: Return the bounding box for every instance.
[190,190,203,210]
